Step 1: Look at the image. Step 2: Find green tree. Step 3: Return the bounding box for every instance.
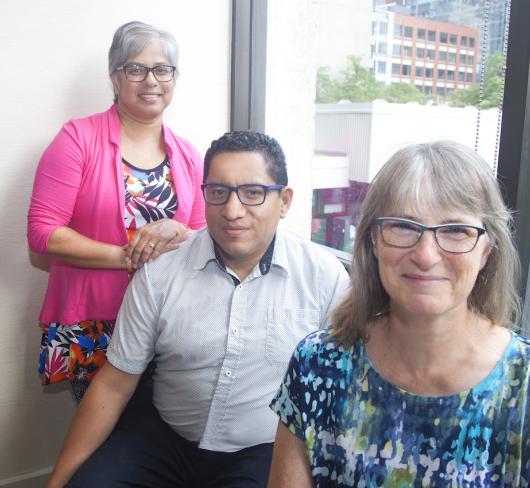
[315,56,383,103]
[450,53,504,108]
[384,83,426,104]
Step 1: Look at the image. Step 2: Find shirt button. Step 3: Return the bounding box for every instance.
[232,328,239,335]
[225,370,232,377]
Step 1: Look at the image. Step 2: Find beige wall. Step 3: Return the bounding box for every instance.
[0,1,230,485]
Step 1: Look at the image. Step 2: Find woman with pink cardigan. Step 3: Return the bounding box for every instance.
[28,21,205,401]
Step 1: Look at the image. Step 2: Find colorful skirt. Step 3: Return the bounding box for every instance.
[39,320,115,385]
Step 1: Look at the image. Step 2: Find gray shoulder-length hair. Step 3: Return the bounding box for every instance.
[109,21,179,100]
[332,140,522,345]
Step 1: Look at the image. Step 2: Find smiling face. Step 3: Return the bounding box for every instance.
[372,206,491,320]
[205,151,293,278]
[112,41,175,121]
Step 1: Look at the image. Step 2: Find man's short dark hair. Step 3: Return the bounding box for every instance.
[203,131,288,185]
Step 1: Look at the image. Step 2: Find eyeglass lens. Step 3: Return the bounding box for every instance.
[124,65,174,82]
[203,185,267,205]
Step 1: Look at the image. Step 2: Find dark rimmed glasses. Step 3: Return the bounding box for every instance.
[117,64,176,82]
[201,183,285,206]
[374,217,487,254]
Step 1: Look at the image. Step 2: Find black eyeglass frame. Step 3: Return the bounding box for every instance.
[373,217,487,254]
[116,64,176,82]
[201,183,285,206]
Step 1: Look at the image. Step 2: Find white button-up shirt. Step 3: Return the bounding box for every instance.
[107,227,349,452]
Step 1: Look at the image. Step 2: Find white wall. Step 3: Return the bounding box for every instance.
[0,1,230,484]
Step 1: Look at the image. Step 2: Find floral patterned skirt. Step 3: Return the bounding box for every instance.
[39,320,115,400]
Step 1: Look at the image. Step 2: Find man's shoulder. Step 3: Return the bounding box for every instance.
[279,229,345,268]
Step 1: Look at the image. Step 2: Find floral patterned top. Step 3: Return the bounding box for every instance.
[123,156,178,240]
[271,329,530,487]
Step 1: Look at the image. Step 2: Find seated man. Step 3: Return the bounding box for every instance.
[48,131,349,488]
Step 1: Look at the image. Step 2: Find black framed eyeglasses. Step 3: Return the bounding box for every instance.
[201,183,285,206]
[374,217,487,254]
[117,64,176,82]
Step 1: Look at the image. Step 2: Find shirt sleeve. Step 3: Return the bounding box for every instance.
[27,122,85,253]
[318,253,350,327]
[106,263,159,374]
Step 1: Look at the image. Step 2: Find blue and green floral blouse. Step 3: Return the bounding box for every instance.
[271,329,530,487]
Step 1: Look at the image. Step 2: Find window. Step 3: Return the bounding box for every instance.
[458,71,465,81]
[377,42,387,54]
[468,55,474,65]
[425,68,433,78]
[402,64,411,76]
[440,32,448,43]
[447,70,455,80]
[417,28,426,40]
[446,88,453,96]
[450,34,457,45]
[416,47,425,58]
[428,30,436,41]
[404,26,413,38]
[437,69,446,79]
[469,37,475,47]
[392,44,402,56]
[424,85,432,95]
[436,87,445,97]
[439,51,447,62]
[379,22,388,35]
[466,72,473,82]
[392,63,401,75]
[426,49,435,60]
[394,23,402,36]
[377,61,386,74]
[403,45,413,57]
[415,66,425,77]
[460,53,467,64]
[461,35,468,46]
[448,52,456,64]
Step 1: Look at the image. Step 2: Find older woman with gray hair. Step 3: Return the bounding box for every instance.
[269,141,530,487]
[28,21,205,401]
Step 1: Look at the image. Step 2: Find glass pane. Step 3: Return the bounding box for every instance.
[311,0,510,253]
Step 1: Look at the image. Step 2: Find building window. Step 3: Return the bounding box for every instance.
[404,26,413,38]
[379,22,388,35]
[460,53,467,64]
[394,23,402,36]
[447,70,455,80]
[415,66,425,77]
[466,72,473,82]
[461,35,468,46]
[469,37,475,47]
[416,47,425,58]
[440,32,448,43]
[392,44,402,56]
[378,42,387,54]
[439,51,447,62]
[448,52,456,64]
[450,33,458,45]
[425,68,433,78]
[436,87,445,97]
[446,88,453,97]
[468,55,474,65]
[424,85,432,95]
[392,63,401,75]
[417,28,426,40]
[402,64,411,76]
[458,71,465,81]
[403,45,413,57]
[428,29,436,41]
[426,49,435,60]
[377,61,386,74]
[438,69,446,79]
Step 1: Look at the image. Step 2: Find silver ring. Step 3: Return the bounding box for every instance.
[148,242,155,249]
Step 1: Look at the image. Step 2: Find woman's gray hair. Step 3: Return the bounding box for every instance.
[109,21,179,100]
[332,140,522,345]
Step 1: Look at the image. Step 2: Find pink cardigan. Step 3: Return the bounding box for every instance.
[28,105,206,324]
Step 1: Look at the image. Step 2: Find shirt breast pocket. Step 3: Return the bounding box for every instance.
[265,309,321,367]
